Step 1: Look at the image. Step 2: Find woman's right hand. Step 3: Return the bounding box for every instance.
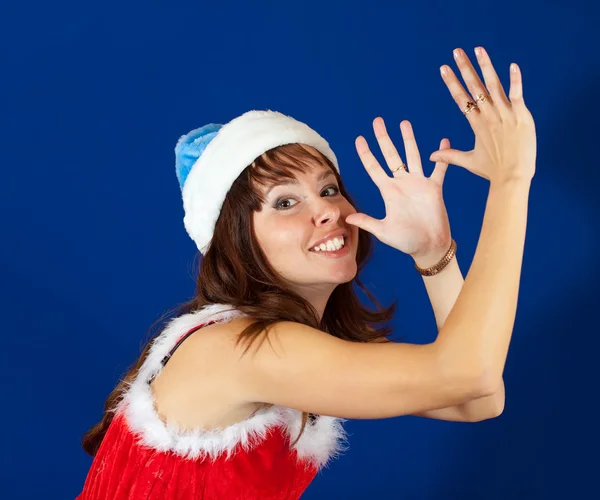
[429,47,536,184]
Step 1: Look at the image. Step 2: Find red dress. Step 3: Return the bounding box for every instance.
[78,304,347,499]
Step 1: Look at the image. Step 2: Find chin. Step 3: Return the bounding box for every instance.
[327,263,358,284]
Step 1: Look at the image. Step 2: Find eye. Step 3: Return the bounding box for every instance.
[274,185,340,210]
[322,185,340,197]
[274,198,297,210]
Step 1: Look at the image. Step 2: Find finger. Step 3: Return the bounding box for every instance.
[355,136,393,189]
[440,64,485,135]
[508,63,525,107]
[473,47,511,112]
[345,212,382,239]
[430,138,451,184]
[429,147,472,170]
[453,48,501,121]
[399,120,424,176]
[372,117,408,177]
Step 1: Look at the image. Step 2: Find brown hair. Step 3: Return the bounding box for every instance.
[82,143,397,456]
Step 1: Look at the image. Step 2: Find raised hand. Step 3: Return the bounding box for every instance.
[429,47,537,184]
[346,118,453,260]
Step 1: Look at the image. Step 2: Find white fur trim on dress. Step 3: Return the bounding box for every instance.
[118,303,347,468]
[182,110,340,254]
[280,407,348,470]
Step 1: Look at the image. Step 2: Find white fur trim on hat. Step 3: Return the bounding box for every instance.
[182,110,339,254]
[118,303,347,467]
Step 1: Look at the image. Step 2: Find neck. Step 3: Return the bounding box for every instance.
[291,284,336,323]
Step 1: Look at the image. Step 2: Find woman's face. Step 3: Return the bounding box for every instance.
[252,148,359,298]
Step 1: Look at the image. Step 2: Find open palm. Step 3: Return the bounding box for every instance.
[346,118,452,258]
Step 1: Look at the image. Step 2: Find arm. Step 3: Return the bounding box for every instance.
[231,319,488,420]
[424,48,535,400]
[228,180,530,421]
[403,47,534,422]
[411,253,505,422]
[412,179,528,424]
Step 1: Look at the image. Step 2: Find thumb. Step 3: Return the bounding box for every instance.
[429,148,470,168]
[345,213,382,237]
[430,138,451,184]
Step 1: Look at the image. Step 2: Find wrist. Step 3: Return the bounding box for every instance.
[412,239,453,270]
[490,176,533,191]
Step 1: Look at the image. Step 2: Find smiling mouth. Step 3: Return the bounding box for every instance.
[309,234,348,252]
[309,238,350,256]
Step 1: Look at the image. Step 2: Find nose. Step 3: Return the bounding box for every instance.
[313,198,342,227]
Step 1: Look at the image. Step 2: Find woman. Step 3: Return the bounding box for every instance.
[78,46,536,499]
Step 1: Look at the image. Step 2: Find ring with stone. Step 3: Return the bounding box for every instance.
[463,101,478,115]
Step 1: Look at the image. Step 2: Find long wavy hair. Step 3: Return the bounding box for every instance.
[82,142,397,457]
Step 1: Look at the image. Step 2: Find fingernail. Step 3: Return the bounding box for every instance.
[475,47,481,57]
[453,49,461,60]
[440,65,447,76]
[430,154,441,162]
[511,63,518,73]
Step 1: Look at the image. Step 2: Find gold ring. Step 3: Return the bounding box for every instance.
[390,163,407,173]
[463,101,478,115]
[475,93,489,104]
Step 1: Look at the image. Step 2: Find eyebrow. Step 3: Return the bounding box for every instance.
[265,170,336,197]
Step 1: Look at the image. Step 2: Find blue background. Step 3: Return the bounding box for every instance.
[1,0,598,498]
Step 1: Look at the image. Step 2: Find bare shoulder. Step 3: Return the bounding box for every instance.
[150,316,264,430]
[155,315,264,385]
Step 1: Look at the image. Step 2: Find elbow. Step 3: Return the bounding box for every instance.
[474,368,503,398]
[468,380,506,423]
[490,383,506,418]
[493,398,506,418]
[470,401,505,422]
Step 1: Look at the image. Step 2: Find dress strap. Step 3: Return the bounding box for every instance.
[147,319,218,384]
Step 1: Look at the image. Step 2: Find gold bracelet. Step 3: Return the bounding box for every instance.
[414,238,457,277]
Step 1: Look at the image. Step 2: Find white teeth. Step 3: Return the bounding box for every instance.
[313,236,345,252]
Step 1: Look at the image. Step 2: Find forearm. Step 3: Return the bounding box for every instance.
[435,180,531,389]
[416,255,464,330]
[415,251,505,419]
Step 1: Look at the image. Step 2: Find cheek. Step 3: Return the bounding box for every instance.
[344,202,357,216]
[263,219,304,253]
